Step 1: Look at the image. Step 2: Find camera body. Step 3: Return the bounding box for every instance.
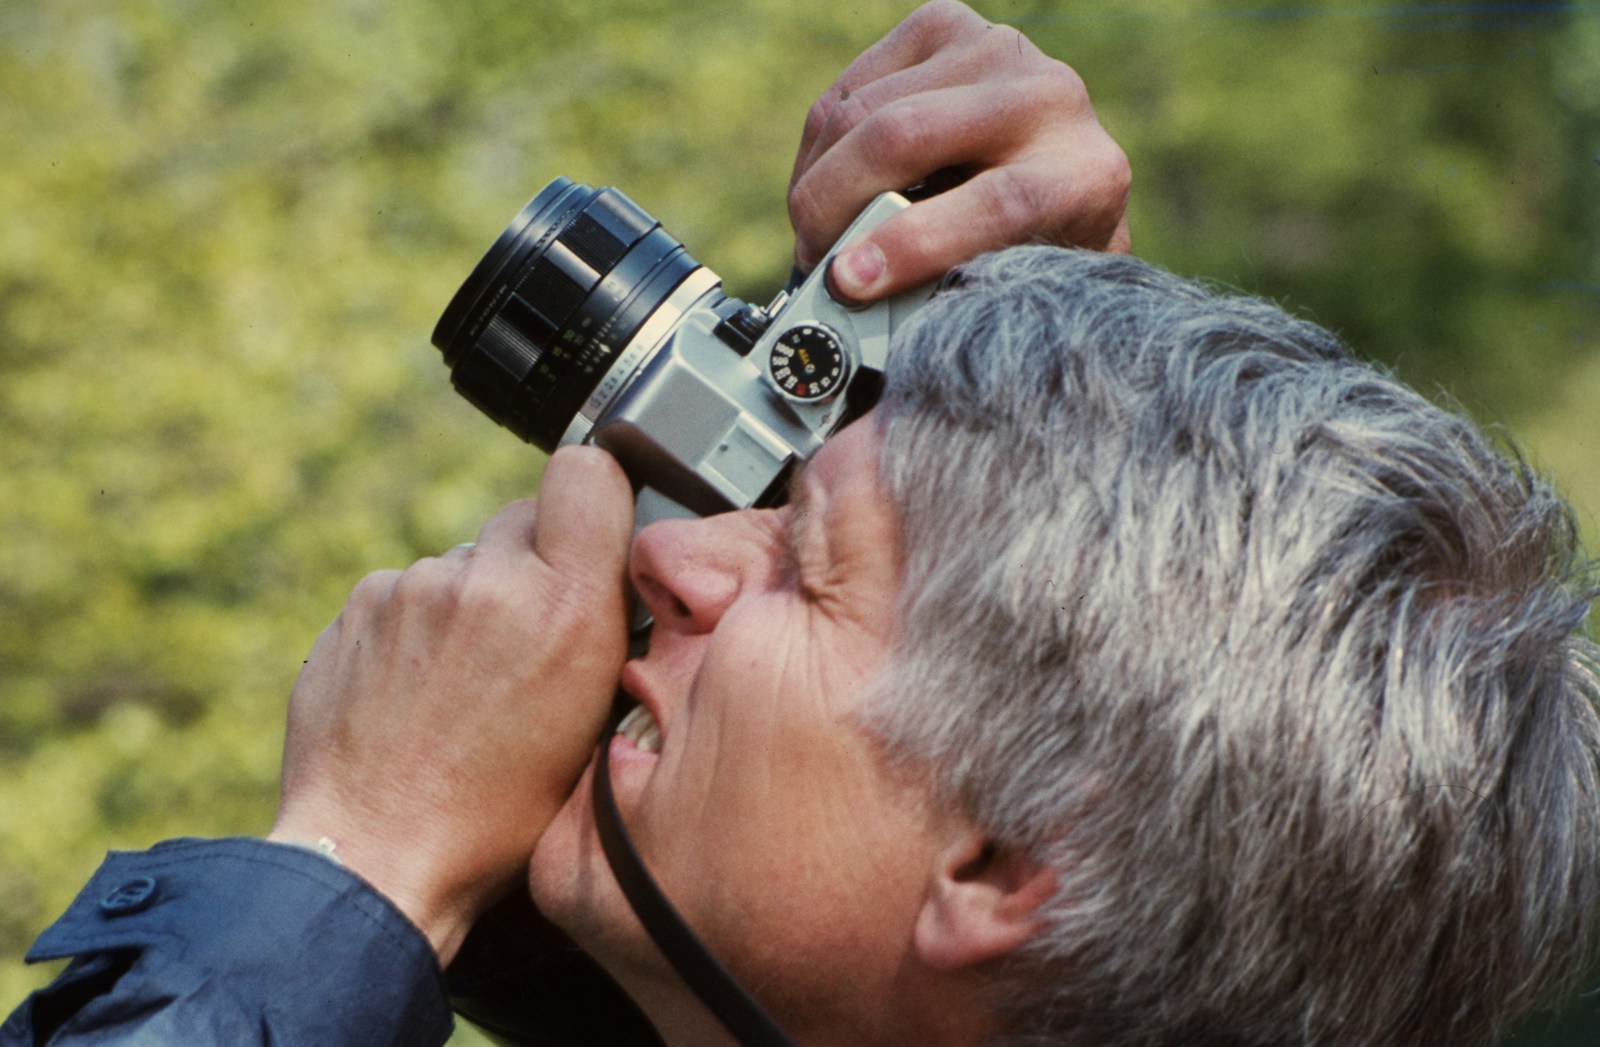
[432,178,932,529]
[431,182,933,1043]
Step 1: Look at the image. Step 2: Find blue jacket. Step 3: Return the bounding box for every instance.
[1,838,453,1046]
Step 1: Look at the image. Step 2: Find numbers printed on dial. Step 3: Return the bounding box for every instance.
[769,324,847,402]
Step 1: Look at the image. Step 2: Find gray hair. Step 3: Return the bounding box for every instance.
[869,246,1600,1046]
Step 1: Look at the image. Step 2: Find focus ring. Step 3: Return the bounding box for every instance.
[432,180,706,454]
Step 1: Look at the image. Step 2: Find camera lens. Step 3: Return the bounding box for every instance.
[432,178,706,452]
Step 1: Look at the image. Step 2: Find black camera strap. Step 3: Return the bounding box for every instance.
[591,739,797,1047]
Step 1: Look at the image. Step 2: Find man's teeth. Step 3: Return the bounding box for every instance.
[617,704,663,754]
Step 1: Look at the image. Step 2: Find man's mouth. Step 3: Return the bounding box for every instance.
[615,702,664,754]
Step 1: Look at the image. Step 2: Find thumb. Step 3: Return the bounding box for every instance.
[826,238,892,305]
[533,445,635,585]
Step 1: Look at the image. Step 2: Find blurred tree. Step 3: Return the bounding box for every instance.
[1,2,1594,1044]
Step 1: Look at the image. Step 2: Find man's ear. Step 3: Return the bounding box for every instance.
[914,828,1056,971]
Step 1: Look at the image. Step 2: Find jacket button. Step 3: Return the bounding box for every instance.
[100,876,159,915]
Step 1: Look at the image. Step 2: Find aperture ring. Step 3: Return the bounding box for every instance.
[560,267,725,448]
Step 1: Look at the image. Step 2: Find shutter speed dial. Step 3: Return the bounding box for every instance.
[768,324,848,402]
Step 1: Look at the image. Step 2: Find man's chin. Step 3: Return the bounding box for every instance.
[528,751,647,967]
[528,754,596,912]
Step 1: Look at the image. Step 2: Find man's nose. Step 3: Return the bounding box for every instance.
[629,512,773,635]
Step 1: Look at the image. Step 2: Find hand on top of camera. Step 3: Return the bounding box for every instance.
[789,0,1131,304]
[269,447,633,966]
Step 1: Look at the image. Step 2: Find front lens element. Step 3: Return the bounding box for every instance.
[432,178,703,452]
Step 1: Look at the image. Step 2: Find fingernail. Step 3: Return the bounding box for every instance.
[830,241,886,301]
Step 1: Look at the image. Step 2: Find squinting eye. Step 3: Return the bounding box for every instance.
[789,552,825,605]
[778,543,817,603]
[775,497,826,604]
[795,575,821,603]
[779,544,808,596]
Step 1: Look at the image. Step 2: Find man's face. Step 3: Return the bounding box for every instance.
[529,413,951,1033]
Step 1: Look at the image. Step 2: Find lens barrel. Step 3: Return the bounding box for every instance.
[432,178,703,452]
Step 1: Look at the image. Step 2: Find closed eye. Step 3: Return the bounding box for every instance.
[778,507,817,600]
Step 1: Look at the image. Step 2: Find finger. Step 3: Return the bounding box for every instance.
[343,567,404,620]
[532,446,634,583]
[797,67,1123,301]
[793,61,993,266]
[828,156,1129,302]
[792,29,1053,271]
[793,20,1042,196]
[1107,212,1133,255]
[473,498,539,554]
[792,0,990,184]
[792,81,1051,271]
[787,66,1100,270]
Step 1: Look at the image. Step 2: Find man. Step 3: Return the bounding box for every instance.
[2,3,1128,1044]
[500,244,1600,1045]
[8,4,1598,1047]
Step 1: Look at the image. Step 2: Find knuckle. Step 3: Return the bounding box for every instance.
[458,569,513,621]
[787,174,828,237]
[347,569,400,612]
[500,497,539,522]
[426,561,524,635]
[1028,63,1091,115]
[908,0,981,40]
[1014,133,1132,250]
[862,100,936,168]
[801,81,871,152]
[1070,134,1133,238]
[972,17,1025,62]
[802,92,835,144]
[1100,138,1133,201]
[826,88,874,142]
[981,166,1053,240]
[390,558,455,609]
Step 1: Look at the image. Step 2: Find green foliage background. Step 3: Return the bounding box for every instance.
[1,2,1596,1043]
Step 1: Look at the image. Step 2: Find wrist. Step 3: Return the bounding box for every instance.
[266,823,484,966]
[268,834,344,865]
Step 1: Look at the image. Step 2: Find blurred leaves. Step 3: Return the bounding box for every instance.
[1,1,1596,1043]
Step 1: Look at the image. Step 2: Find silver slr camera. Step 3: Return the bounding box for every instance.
[432,178,931,528]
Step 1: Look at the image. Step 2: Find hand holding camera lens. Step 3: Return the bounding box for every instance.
[270,447,633,965]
